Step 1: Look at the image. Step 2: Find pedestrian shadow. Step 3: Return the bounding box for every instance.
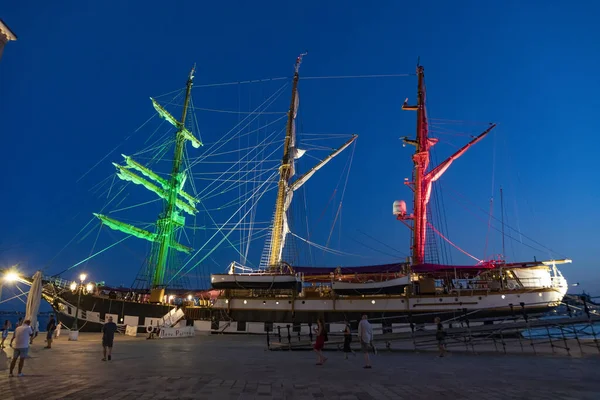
[103,356,144,362]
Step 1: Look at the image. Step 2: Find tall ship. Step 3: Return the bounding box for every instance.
[4,57,570,333]
[208,59,570,327]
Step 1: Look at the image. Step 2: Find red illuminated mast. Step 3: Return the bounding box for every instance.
[395,65,496,265]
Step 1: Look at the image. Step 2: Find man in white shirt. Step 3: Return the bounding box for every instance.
[9,319,33,377]
[357,314,373,369]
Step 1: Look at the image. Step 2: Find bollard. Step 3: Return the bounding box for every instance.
[286,324,291,348]
[277,326,282,343]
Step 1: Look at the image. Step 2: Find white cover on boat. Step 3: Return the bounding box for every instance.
[25,271,43,332]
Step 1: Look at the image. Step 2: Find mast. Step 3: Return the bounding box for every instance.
[152,66,196,287]
[398,64,496,265]
[401,65,428,265]
[94,66,203,293]
[265,53,357,270]
[268,53,305,269]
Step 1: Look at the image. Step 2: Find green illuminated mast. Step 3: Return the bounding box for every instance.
[94,66,203,290]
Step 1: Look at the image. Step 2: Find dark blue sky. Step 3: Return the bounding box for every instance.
[1,1,599,297]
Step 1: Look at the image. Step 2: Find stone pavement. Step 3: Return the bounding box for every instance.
[0,333,598,399]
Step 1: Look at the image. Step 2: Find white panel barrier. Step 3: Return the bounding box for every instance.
[87,311,100,323]
[125,325,138,337]
[123,315,139,327]
[159,326,195,339]
[193,320,212,334]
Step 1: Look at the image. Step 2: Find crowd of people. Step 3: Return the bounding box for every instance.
[0,314,118,377]
[312,314,448,368]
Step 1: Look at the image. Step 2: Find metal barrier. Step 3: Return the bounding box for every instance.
[265,301,600,356]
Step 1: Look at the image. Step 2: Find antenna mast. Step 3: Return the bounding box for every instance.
[500,186,506,261]
[397,64,496,265]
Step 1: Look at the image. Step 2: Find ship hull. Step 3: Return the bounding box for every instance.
[44,282,566,332]
[46,290,181,333]
[211,274,299,290]
[209,287,566,325]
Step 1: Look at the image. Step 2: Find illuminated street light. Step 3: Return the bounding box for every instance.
[4,271,18,282]
[187,295,192,301]
[70,274,90,338]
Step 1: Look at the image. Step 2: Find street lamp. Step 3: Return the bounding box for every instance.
[4,271,19,282]
[70,273,91,338]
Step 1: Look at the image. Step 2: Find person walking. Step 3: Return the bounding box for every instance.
[101,316,118,361]
[44,315,57,349]
[1,320,11,349]
[312,318,328,365]
[435,317,447,357]
[357,314,373,369]
[343,320,354,359]
[9,319,33,377]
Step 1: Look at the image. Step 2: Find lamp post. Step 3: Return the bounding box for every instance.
[69,273,92,341]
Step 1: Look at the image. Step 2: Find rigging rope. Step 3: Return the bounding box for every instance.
[444,187,562,257]
[357,229,408,257]
[303,73,412,80]
[53,235,133,277]
[167,170,279,283]
[325,140,356,248]
[290,232,363,257]
[427,222,482,263]
[191,106,286,115]
[193,76,288,88]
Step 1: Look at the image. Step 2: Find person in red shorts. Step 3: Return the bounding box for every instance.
[313,318,328,365]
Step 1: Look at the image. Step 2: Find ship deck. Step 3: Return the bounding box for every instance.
[1,332,598,399]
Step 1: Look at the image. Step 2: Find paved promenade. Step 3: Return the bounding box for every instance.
[0,333,598,399]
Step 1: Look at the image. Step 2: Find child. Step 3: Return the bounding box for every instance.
[1,320,11,348]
